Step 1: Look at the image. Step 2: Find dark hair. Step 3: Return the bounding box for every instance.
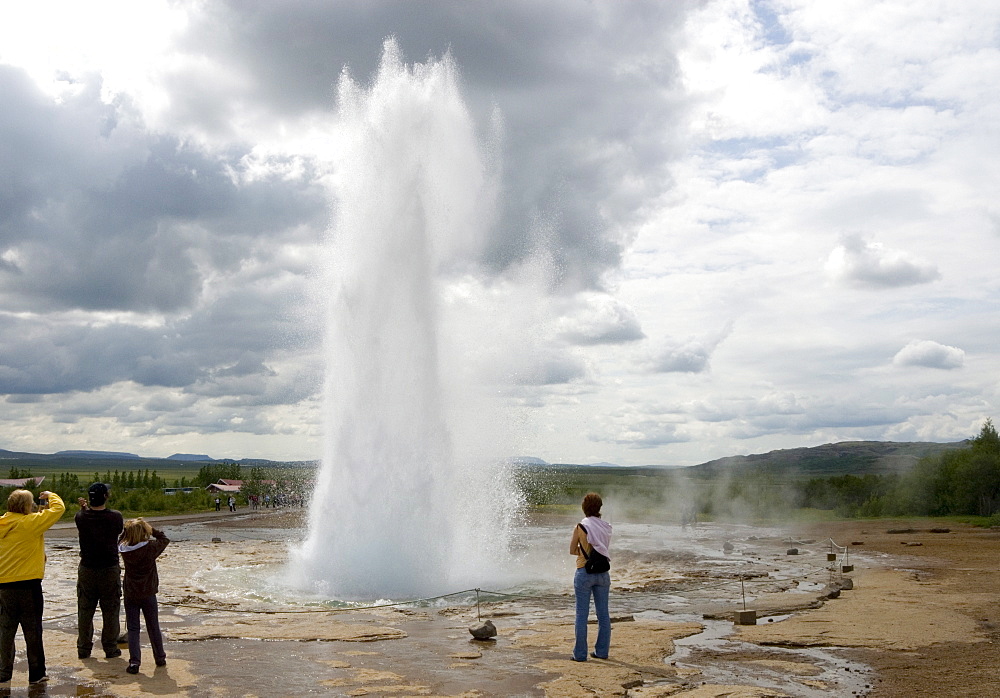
[582,492,603,518]
[88,482,109,507]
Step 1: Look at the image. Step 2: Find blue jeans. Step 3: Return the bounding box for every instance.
[573,567,610,661]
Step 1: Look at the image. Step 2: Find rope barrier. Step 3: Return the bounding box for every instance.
[826,538,847,552]
[826,537,850,566]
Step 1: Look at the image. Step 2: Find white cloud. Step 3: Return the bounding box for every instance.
[647,343,711,374]
[893,340,965,370]
[1,0,999,466]
[642,327,730,374]
[555,293,645,346]
[826,234,940,288]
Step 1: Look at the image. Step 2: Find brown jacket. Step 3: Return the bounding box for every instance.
[120,529,169,600]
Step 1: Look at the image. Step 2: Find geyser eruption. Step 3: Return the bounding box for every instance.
[292,40,523,599]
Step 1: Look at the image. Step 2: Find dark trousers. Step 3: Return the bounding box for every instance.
[125,595,165,667]
[77,564,122,655]
[0,580,46,682]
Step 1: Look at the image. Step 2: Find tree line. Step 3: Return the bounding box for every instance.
[2,470,212,519]
[1,461,315,518]
[196,462,312,505]
[798,419,1000,521]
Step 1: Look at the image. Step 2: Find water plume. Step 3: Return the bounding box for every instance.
[291,39,523,599]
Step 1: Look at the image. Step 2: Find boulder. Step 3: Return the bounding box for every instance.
[469,619,497,640]
[820,585,841,599]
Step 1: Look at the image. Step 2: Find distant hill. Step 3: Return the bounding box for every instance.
[686,440,968,478]
[0,440,970,480]
[55,450,141,459]
[507,456,548,465]
[0,448,312,473]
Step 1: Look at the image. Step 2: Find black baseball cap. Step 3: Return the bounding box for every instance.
[88,482,110,506]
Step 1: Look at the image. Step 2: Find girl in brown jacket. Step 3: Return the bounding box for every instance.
[118,518,169,674]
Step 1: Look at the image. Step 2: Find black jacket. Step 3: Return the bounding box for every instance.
[76,507,124,569]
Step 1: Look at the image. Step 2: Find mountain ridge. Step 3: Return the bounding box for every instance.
[0,439,970,477]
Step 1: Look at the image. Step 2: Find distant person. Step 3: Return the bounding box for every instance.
[0,489,65,685]
[119,518,169,674]
[214,497,221,511]
[569,492,612,662]
[227,496,236,512]
[75,483,124,659]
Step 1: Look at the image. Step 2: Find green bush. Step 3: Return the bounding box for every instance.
[1,470,217,519]
[793,419,1000,519]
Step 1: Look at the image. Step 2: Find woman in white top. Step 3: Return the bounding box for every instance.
[568,492,612,661]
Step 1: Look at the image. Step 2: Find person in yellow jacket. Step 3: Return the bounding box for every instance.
[0,489,65,685]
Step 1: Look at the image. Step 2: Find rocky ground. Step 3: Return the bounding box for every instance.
[1,510,995,697]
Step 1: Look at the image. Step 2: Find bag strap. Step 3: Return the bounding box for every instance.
[577,523,590,560]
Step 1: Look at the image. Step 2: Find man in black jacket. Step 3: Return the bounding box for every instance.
[75,483,124,659]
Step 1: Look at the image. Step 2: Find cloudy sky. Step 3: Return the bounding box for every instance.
[1,0,998,466]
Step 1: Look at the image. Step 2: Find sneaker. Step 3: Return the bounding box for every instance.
[78,649,91,659]
[105,649,122,658]
[155,658,167,667]
[29,675,48,684]
[126,663,139,675]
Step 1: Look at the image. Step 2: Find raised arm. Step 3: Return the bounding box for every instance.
[148,528,170,557]
[24,491,65,533]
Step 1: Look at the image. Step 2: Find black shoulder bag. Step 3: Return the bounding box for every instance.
[577,523,610,574]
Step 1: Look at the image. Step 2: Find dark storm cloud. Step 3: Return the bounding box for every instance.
[0,65,327,315]
[0,310,318,404]
[177,0,693,290]
[0,316,197,394]
[0,60,326,403]
[0,1,700,450]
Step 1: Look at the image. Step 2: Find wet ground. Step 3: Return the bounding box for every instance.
[8,510,892,696]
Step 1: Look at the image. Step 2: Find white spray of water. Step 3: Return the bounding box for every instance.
[290,39,524,599]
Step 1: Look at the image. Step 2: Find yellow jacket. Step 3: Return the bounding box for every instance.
[0,493,65,583]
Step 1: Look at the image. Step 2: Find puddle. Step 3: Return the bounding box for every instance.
[656,617,873,696]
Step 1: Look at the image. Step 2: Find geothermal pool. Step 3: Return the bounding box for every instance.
[39,510,880,696]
